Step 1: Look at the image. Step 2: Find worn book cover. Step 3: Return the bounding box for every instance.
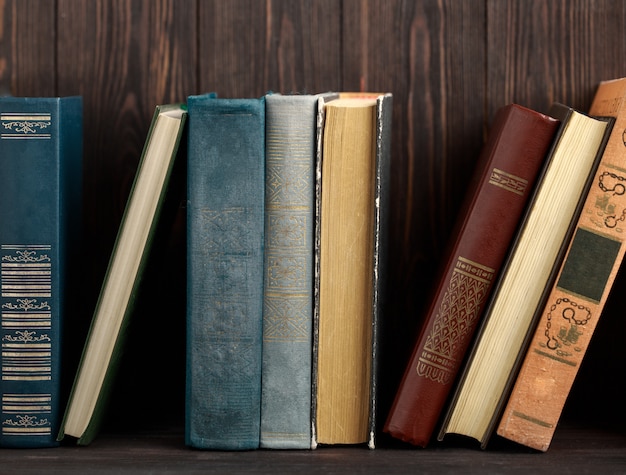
[185,95,265,450]
[498,78,626,452]
[0,96,83,448]
[261,93,336,449]
[384,104,560,447]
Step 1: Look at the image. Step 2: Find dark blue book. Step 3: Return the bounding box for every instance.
[0,96,82,448]
[186,95,265,450]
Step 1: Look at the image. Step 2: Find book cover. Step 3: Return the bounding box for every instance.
[0,96,83,448]
[383,104,560,447]
[58,104,187,445]
[497,78,626,452]
[438,104,614,448]
[311,93,392,449]
[260,93,333,449]
[185,95,265,450]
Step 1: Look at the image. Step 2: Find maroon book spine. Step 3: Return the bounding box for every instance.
[384,104,560,447]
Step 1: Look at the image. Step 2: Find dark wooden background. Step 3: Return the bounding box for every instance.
[2,0,626,441]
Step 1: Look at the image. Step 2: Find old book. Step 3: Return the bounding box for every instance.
[0,97,82,448]
[185,96,265,450]
[383,104,560,447]
[260,93,335,449]
[497,78,626,452]
[312,92,392,449]
[438,104,614,448]
[58,104,187,445]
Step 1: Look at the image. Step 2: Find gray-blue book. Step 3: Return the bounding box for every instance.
[186,95,265,450]
[0,96,82,448]
[260,93,332,449]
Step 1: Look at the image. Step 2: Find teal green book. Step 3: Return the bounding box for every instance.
[0,96,82,448]
[186,95,265,450]
[58,104,187,445]
[260,93,333,449]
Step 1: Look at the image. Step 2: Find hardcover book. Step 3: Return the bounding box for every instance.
[311,92,392,449]
[58,104,187,445]
[0,96,83,448]
[497,78,626,452]
[383,104,560,447]
[438,104,614,448]
[260,93,334,449]
[185,95,265,450]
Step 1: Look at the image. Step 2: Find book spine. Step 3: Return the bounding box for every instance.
[313,95,382,446]
[260,95,317,449]
[0,97,82,448]
[369,94,393,449]
[186,96,265,450]
[497,82,626,452]
[384,105,559,447]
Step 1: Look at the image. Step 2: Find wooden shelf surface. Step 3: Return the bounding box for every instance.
[2,425,626,474]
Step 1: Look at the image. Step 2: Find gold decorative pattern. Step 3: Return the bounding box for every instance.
[1,245,53,440]
[1,113,52,139]
[1,246,53,384]
[2,394,52,436]
[417,257,494,384]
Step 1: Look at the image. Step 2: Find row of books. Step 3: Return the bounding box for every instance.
[0,91,393,450]
[385,77,626,452]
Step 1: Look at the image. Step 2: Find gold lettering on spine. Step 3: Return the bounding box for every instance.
[489,168,529,196]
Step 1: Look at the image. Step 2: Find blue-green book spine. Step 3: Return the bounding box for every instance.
[0,97,82,448]
[260,94,319,449]
[185,95,265,450]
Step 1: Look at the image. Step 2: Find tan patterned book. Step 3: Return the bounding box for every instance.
[497,78,626,451]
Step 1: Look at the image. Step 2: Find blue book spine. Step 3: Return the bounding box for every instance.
[186,95,265,450]
[0,97,82,448]
[260,94,318,449]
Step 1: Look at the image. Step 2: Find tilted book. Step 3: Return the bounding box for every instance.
[58,104,187,445]
[260,93,335,449]
[438,104,614,448]
[311,92,392,449]
[497,78,626,452]
[185,95,265,450]
[0,96,82,448]
[384,104,560,447]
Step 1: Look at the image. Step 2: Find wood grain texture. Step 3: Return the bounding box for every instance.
[487,0,626,115]
[0,0,55,96]
[198,0,341,97]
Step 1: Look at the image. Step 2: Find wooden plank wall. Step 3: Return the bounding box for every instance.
[1,0,626,434]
